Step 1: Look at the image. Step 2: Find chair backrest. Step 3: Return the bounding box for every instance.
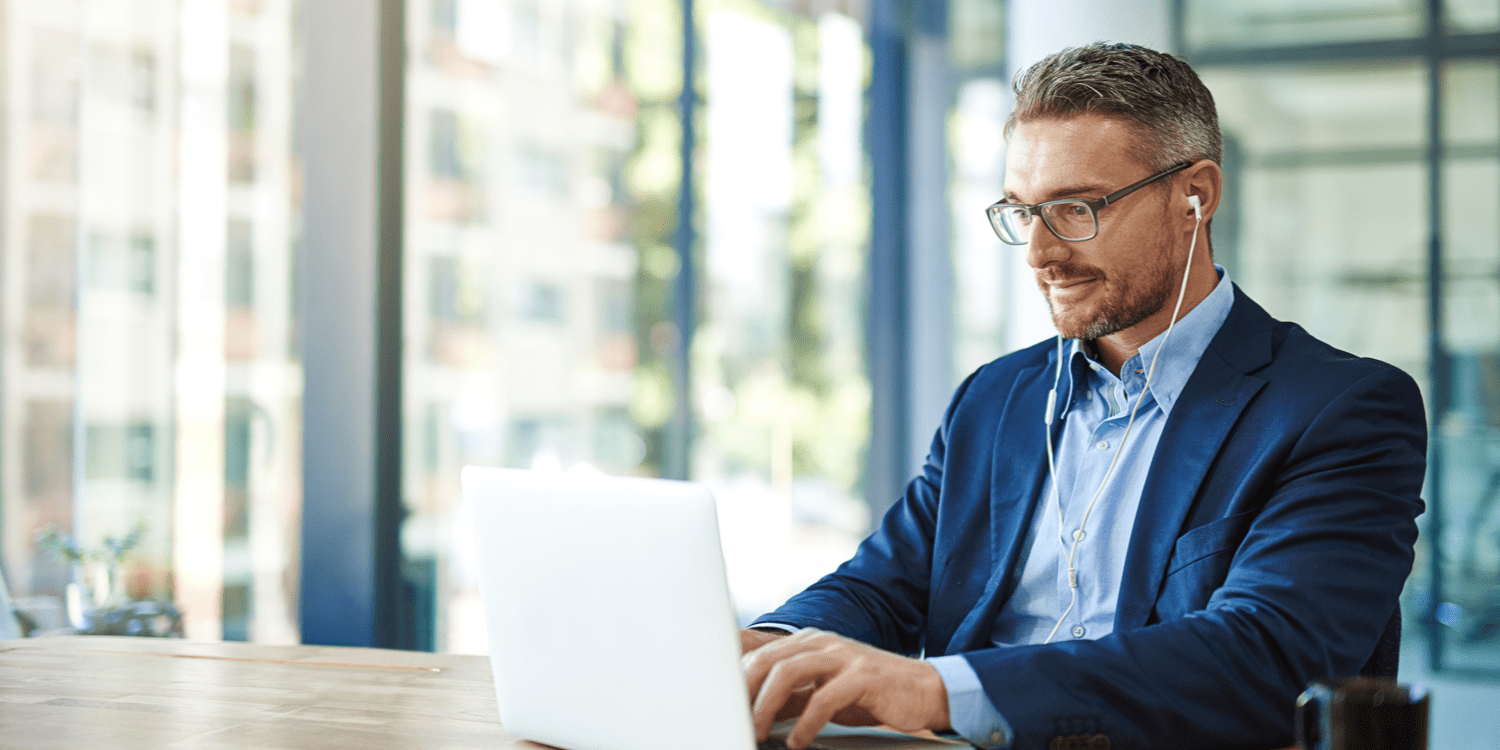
[0,565,22,640]
[1359,603,1401,679]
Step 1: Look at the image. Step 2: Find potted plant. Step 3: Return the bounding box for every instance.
[36,523,145,625]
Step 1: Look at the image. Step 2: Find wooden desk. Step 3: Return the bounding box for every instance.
[0,636,526,749]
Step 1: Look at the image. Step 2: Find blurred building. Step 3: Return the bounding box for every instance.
[0,0,300,643]
[402,0,873,651]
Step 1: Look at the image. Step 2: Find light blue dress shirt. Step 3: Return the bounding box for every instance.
[926,266,1235,748]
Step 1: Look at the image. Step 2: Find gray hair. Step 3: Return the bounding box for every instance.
[1005,42,1222,174]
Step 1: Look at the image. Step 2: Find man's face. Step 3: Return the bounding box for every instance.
[1003,114,1180,341]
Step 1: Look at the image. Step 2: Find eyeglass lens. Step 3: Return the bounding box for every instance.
[992,201,1096,244]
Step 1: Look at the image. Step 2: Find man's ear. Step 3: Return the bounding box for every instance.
[1180,160,1223,223]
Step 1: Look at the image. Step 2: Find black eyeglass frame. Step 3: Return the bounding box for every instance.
[985,161,1193,245]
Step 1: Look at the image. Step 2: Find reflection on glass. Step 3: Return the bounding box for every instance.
[406,0,668,653]
[0,0,300,643]
[407,0,873,649]
[698,5,870,622]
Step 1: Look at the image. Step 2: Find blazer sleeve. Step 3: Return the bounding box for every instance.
[961,365,1427,749]
[749,368,989,655]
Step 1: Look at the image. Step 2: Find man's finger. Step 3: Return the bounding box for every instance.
[773,684,814,722]
[743,629,826,699]
[785,673,863,749]
[750,650,841,740]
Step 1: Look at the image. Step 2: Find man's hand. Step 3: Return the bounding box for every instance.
[741,627,790,655]
[740,628,950,749]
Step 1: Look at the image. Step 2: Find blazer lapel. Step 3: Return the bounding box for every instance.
[1115,287,1273,631]
[945,353,1059,652]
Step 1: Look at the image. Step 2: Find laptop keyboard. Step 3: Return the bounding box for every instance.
[758,739,839,750]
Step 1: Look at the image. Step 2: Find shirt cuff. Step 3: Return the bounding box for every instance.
[926,654,1013,749]
[749,623,801,634]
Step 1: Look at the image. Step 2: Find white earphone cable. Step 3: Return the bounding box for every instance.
[1041,201,1202,645]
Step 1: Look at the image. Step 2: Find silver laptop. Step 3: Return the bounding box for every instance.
[461,466,965,750]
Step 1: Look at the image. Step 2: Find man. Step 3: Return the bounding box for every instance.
[739,43,1426,749]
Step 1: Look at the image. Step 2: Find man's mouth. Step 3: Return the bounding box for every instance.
[1043,277,1099,299]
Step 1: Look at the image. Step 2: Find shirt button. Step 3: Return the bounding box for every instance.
[989,729,1007,745]
[1072,625,1086,638]
[1095,440,1109,450]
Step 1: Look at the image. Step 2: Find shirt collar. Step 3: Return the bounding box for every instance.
[1061,265,1235,417]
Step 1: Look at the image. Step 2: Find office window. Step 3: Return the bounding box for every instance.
[131,50,156,113]
[228,45,258,183]
[1184,0,1426,50]
[515,143,571,200]
[1189,1,1500,678]
[84,423,157,485]
[950,77,1012,374]
[1448,0,1500,33]
[0,0,301,645]
[696,5,871,620]
[131,235,158,296]
[1201,63,1429,384]
[406,0,659,653]
[514,278,568,324]
[1436,58,1500,673]
[404,0,873,651]
[426,109,486,221]
[429,109,470,180]
[226,220,256,308]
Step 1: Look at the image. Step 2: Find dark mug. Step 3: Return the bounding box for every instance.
[1295,676,1429,750]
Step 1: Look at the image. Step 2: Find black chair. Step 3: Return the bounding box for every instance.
[1359,604,1402,679]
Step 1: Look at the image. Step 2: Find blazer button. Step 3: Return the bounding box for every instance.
[1088,733,1110,749]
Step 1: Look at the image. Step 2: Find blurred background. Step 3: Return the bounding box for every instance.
[1,0,1498,743]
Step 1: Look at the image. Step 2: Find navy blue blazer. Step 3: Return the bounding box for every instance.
[755,287,1426,749]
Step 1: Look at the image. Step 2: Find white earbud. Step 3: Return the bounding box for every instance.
[1188,194,1202,220]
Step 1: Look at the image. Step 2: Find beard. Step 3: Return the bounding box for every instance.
[1039,247,1176,341]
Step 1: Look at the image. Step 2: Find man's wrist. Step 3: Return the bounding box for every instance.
[919,659,953,732]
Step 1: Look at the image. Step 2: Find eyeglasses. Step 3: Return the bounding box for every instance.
[985,162,1191,245]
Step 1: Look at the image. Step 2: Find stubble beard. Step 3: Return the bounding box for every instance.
[1041,245,1177,341]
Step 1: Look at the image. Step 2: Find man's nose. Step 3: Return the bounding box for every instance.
[1024,223,1071,270]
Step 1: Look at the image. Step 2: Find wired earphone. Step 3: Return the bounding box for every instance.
[1039,193,1203,645]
